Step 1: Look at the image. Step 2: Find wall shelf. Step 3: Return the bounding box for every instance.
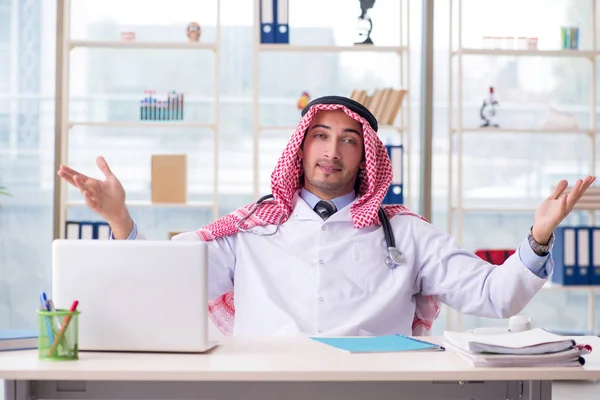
[55,1,222,240]
[454,48,597,58]
[69,121,214,129]
[67,200,215,209]
[69,40,217,51]
[451,128,592,135]
[258,44,406,53]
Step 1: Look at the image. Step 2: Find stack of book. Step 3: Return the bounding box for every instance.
[443,328,592,368]
[350,88,406,126]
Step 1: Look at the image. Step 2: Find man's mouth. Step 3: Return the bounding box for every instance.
[317,163,342,174]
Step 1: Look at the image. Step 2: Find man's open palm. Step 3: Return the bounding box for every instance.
[57,156,127,223]
[533,176,596,244]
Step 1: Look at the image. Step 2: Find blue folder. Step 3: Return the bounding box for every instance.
[552,226,592,286]
[65,220,110,239]
[382,144,404,205]
[260,0,275,43]
[311,335,444,353]
[275,0,289,44]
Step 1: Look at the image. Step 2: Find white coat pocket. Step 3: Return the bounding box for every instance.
[346,241,396,294]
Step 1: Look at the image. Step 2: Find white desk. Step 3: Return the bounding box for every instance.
[1,336,600,400]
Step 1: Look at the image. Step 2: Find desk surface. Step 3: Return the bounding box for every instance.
[1,336,600,382]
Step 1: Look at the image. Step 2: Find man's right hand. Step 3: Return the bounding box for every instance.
[57,156,133,239]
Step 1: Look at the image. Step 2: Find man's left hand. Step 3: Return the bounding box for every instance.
[532,176,596,244]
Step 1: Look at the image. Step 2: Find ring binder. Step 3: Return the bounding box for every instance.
[260,0,275,43]
[275,0,289,44]
[65,221,111,240]
[382,145,403,205]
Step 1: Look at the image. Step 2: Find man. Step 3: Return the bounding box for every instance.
[58,96,595,337]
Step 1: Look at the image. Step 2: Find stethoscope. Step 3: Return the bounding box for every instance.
[235,194,405,269]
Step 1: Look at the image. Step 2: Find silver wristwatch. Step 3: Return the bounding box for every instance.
[527,226,554,255]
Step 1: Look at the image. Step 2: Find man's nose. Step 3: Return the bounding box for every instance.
[324,140,341,160]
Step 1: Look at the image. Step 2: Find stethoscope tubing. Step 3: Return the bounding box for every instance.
[238,194,403,268]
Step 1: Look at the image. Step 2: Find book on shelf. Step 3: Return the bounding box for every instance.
[351,88,406,126]
[151,154,187,204]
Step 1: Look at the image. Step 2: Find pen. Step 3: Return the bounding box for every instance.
[40,292,54,345]
[47,299,62,329]
[48,299,71,350]
[48,300,79,357]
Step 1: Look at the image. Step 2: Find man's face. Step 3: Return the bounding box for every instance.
[298,109,366,200]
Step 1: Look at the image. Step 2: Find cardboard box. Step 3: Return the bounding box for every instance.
[168,231,184,240]
[151,154,187,203]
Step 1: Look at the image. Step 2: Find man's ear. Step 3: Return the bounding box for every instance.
[359,161,366,170]
[298,147,303,160]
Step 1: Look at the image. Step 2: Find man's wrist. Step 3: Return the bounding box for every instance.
[108,209,133,239]
[528,225,554,256]
[531,225,551,245]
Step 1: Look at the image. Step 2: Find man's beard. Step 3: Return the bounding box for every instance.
[304,172,353,197]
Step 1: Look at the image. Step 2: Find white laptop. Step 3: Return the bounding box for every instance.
[51,239,217,353]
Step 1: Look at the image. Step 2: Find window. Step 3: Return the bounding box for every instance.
[0,0,56,330]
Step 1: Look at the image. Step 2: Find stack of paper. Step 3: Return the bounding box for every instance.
[443,328,591,367]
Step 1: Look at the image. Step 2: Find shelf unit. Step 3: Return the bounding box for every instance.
[447,0,599,246]
[251,0,412,206]
[445,0,600,336]
[54,0,221,240]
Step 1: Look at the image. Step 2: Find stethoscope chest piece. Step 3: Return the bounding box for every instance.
[385,247,404,269]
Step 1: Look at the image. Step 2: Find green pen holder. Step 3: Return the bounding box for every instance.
[36,309,80,361]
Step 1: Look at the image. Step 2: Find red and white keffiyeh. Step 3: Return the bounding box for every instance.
[196,102,441,336]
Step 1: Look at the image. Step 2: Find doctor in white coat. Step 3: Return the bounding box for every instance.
[58,96,595,337]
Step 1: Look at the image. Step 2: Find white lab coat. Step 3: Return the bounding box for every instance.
[136,192,552,336]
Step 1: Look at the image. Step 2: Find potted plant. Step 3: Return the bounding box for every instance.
[0,184,9,208]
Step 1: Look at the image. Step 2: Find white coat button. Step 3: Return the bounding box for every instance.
[318,297,324,302]
[318,330,323,334]
[319,260,324,264]
[321,226,327,231]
